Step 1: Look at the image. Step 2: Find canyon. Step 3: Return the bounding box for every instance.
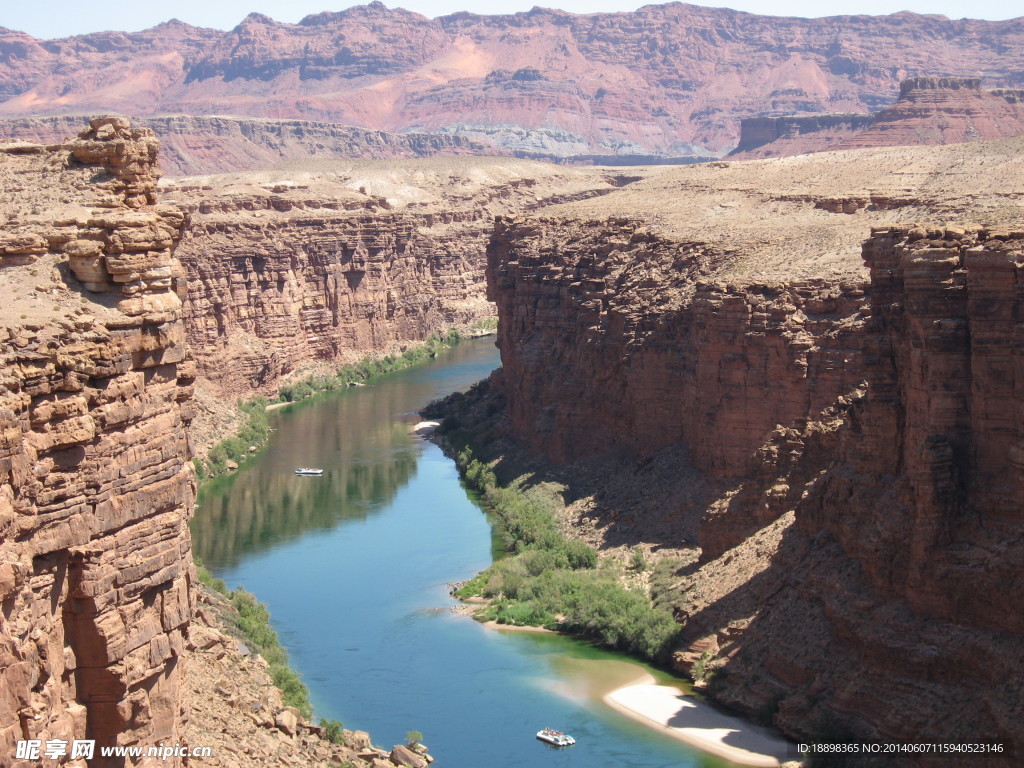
[3,3,1024,159]
[2,22,1024,763]
[164,156,628,416]
[483,135,1024,762]
[0,117,656,767]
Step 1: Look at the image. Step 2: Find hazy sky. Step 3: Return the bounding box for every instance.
[4,0,1022,39]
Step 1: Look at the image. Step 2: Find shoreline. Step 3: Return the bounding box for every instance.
[480,619,555,634]
[602,680,796,768]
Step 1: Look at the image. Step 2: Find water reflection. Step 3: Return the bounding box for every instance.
[192,338,500,569]
[192,337,738,768]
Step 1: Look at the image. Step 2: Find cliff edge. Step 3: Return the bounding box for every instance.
[1,118,195,765]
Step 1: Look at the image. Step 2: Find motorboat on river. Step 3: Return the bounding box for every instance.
[294,467,324,476]
[536,728,575,747]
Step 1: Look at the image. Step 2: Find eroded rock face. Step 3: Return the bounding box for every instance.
[733,77,1024,159]
[486,149,1024,758]
[693,227,1024,762]
[0,115,492,177]
[0,118,194,765]
[176,208,489,396]
[4,5,1024,157]
[168,160,623,396]
[488,216,867,476]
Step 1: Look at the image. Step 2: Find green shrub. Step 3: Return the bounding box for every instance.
[320,719,345,744]
[224,588,312,717]
[195,560,227,595]
[452,445,680,663]
[630,546,648,571]
[691,650,713,683]
[405,731,423,748]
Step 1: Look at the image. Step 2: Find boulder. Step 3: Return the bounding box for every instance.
[389,744,428,768]
[275,707,299,736]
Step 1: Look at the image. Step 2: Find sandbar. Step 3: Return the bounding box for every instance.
[603,676,796,767]
[480,620,555,634]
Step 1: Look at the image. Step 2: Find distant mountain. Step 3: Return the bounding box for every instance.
[2,2,1024,159]
[731,77,1024,159]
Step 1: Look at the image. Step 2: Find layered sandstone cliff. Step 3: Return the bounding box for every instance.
[0,115,491,177]
[0,118,194,765]
[684,226,1024,760]
[4,3,1024,157]
[167,159,626,398]
[485,136,1024,761]
[733,77,1024,159]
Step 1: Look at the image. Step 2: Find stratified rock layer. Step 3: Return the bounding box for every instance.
[0,119,194,766]
[486,136,1024,763]
[0,115,492,177]
[695,226,1024,763]
[169,159,624,396]
[4,4,1024,157]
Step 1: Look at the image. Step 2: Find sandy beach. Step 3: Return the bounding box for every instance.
[480,619,555,634]
[603,676,796,767]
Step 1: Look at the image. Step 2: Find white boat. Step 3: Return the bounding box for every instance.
[536,728,575,747]
[294,467,324,476]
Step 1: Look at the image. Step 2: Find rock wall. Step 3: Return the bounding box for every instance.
[170,161,621,398]
[0,118,194,765]
[695,226,1024,760]
[176,207,490,397]
[805,224,1024,627]
[0,115,491,177]
[486,211,1024,760]
[488,216,867,475]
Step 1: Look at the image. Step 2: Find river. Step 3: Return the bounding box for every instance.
[192,336,733,768]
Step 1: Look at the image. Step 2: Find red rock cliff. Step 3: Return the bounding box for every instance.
[733,77,1024,159]
[0,118,194,765]
[484,143,1024,759]
[168,160,621,397]
[488,215,866,476]
[694,226,1024,761]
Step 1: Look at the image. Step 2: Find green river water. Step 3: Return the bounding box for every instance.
[192,337,738,768]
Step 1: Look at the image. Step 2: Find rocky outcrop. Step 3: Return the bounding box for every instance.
[4,4,1024,157]
[0,118,194,764]
[730,113,874,158]
[0,115,492,177]
[733,77,1024,159]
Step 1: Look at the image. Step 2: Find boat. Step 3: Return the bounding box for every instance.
[536,728,575,747]
[294,467,324,476]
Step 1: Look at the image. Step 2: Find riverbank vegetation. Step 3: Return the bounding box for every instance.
[196,562,312,716]
[449,440,680,663]
[194,324,495,481]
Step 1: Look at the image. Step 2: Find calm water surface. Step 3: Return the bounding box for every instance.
[193,337,733,768]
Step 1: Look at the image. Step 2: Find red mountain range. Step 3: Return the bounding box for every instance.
[2,2,1024,158]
